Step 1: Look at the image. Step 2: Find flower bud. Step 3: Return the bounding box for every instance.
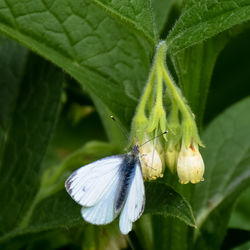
[139,138,163,181]
[177,141,205,184]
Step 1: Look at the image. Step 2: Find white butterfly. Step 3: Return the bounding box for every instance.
[65,145,145,234]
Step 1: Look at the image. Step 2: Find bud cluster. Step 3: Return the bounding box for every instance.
[130,41,205,184]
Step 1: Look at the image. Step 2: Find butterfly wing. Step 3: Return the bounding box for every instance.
[65,155,124,207]
[119,162,145,234]
[81,176,120,224]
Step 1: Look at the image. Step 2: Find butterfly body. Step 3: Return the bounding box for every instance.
[65,145,145,234]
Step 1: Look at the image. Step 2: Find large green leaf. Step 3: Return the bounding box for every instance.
[152,216,191,250]
[167,0,250,54]
[191,98,250,249]
[0,35,28,151]
[204,25,250,124]
[145,182,195,227]
[0,0,154,127]
[0,46,63,241]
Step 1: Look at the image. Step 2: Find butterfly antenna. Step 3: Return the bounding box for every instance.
[140,130,168,147]
[110,115,129,140]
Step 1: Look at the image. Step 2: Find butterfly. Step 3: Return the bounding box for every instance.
[65,144,145,234]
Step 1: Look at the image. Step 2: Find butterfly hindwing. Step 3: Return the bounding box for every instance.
[65,155,124,207]
[119,162,145,234]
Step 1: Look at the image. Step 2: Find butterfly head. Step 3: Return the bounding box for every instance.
[130,144,140,156]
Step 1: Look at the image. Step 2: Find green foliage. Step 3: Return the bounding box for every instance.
[0,39,63,240]
[193,97,250,249]
[145,182,195,227]
[167,0,250,53]
[171,33,229,127]
[0,0,153,127]
[151,0,176,35]
[149,98,250,250]
[89,0,158,43]
[229,187,250,231]
[0,0,249,249]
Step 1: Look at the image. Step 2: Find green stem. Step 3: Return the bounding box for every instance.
[137,67,156,117]
[161,64,191,121]
[168,90,179,124]
[156,63,163,108]
[137,41,166,117]
[155,42,192,122]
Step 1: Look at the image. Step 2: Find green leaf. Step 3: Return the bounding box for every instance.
[232,240,250,250]
[171,32,229,127]
[204,24,250,124]
[91,96,128,147]
[0,0,153,127]
[0,46,63,241]
[145,182,196,227]
[191,97,250,249]
[0,35,28,151]
[0,230,71,250]
[152,216,190,250]
[167,0,250,54]
[151,0,176,35]
[89,0,157,44]
[229,187,250,231]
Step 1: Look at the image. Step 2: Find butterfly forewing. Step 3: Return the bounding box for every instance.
[65,155,124,207]
[81,174,121,224]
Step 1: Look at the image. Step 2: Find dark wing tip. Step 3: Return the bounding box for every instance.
[65,179,72,194]
[65,173,76,194]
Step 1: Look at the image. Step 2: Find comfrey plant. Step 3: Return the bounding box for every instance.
[131,41,204,184]
[1,0,249,249]
[64,41,205,236]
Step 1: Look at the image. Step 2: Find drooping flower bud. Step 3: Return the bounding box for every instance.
[139,138,164,181]
[177,140,205,184]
